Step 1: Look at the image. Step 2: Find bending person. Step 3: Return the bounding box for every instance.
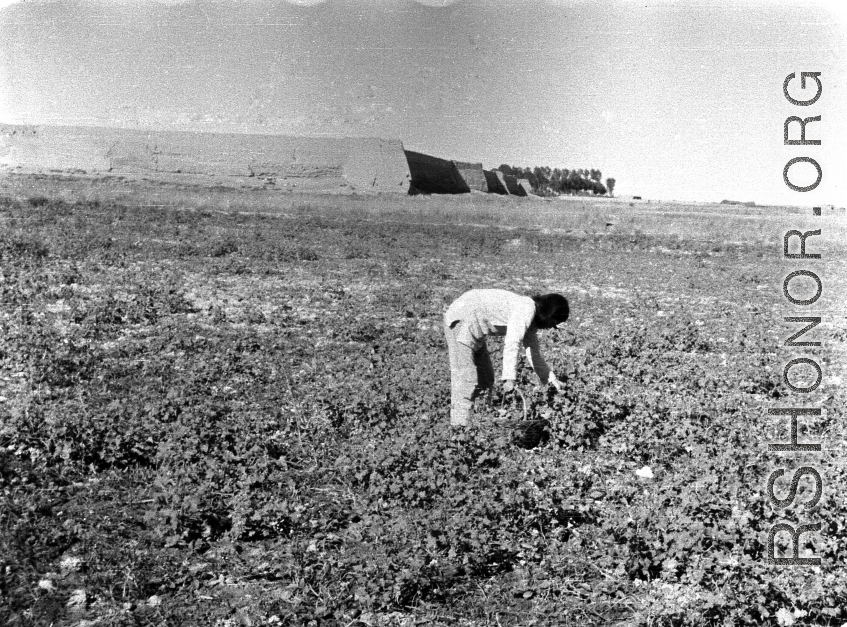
[443,288,569,427]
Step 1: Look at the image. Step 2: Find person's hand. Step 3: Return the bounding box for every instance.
[550,376,565,393]
[502,379,515,393]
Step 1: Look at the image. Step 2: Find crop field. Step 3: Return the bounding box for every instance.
[1,175,846,627]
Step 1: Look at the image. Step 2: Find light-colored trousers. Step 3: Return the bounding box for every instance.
[444,320,495,427]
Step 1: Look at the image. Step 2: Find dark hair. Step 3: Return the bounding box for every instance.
[531,293,569,329]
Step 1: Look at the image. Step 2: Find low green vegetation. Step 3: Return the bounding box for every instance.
[1,185,845,626]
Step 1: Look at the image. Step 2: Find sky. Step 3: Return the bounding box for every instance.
[0,0,845,206]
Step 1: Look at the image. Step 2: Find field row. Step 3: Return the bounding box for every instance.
[1,188,846,626]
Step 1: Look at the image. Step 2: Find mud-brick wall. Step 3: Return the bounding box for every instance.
[516,178,533,196]
[483,169,509,195]
[0,125,411,193]
[0,124,116,171]
[344,138,412,192]
[452,161,487,193]
[503,174,526,196]
[404,150,471,194]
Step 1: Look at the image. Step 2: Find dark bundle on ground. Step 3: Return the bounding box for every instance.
[492,419,551,449]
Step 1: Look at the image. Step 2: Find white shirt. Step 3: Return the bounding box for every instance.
[444,289,554,383]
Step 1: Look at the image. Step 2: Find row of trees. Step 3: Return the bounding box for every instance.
[497,164,616,197]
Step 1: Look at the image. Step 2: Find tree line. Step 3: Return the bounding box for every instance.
[497,164,616,197]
